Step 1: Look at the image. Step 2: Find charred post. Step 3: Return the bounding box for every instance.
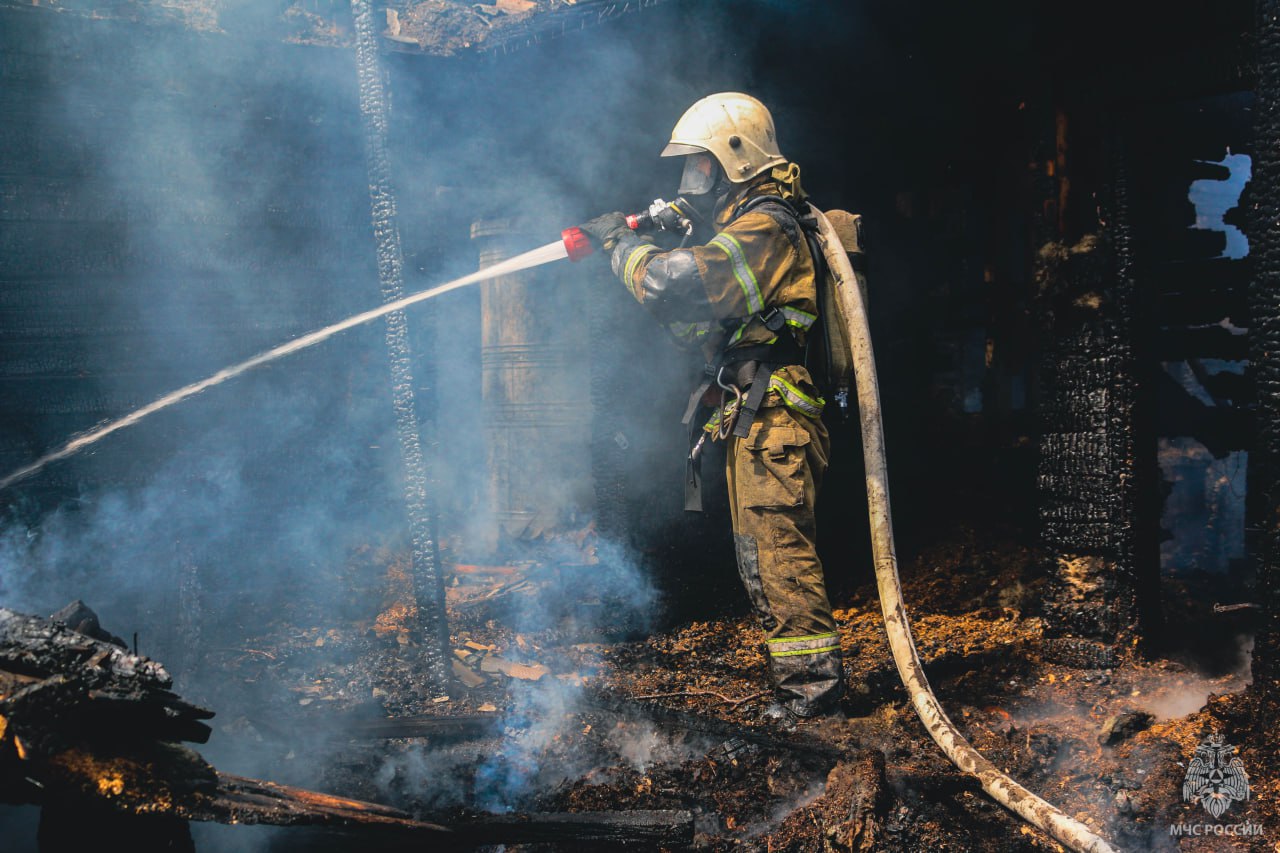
[1035,220,1142,666]
[1250,0,1280,704]
[349,0,450,691]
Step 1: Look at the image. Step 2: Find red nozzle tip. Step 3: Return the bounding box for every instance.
[562,226,593,262]
[625,214,641,230]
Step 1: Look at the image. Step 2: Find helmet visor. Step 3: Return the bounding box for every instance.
[678,152,718,196]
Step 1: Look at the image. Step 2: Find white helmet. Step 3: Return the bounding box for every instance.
[662,92,787,186]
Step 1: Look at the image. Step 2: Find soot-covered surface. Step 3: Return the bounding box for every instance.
[102,522,1254,852]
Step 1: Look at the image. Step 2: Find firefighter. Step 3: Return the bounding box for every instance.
[580,93,844,722]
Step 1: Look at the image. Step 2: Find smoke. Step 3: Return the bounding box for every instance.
[0,2,775,842]
[372,537,663,814]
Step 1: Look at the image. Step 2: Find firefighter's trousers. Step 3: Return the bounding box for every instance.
[726,402,844,716]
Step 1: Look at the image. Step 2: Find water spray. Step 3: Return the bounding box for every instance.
[0,194,687,492]
[0,239,580,492]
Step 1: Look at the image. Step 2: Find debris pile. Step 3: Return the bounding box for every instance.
[176,524,1270,851]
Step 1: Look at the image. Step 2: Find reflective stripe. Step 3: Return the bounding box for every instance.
[766,632,838,645]
[669,321,711,343]
[772,645,841,658]
[768,374,825,417]
[622,243,659,299]
[768,632,840,658]
[780,306,816,330]
[710,233,764,314]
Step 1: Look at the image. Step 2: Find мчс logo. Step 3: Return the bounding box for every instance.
[1183,734,1250,819]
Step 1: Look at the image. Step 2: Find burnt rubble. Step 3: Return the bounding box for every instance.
[0,603,702,849]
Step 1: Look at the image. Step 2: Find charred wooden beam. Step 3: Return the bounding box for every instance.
[582,694,843,765]
[0,606,168,686]
[1250,0,1280,706]
[196,772,449,832]
[0,589,455,848]
[283,809,693,851]
[0,606,214,756]
[25,770,450,850]
[1035,228,1144,665]
[350,0,451,693]
[340,713,498,741]
[447,809,695,848]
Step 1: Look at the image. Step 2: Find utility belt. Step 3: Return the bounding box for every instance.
[682,310,809,512]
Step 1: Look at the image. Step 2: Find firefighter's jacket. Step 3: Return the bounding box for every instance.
[607,166,825,421]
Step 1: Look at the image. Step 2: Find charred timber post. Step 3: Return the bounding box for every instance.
[1035,236,1141,665]
[1250,0,1280,702]
[1109,140,1165,645]
[1034,124,1143,666]
[350,0,449,690]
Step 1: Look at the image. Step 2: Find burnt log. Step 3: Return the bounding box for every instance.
[26,767,450,850]
[0,605,219,820]
[0,605,448,843]
[196,772,449,832]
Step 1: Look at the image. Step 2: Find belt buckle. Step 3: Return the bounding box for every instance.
[761,307,785,332]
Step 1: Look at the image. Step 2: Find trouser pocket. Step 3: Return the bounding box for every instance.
[739,416,811,509]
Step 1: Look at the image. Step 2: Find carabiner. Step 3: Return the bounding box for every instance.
[715,367,744,441]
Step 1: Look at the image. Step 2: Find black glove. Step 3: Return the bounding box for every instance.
[579,211,630,252]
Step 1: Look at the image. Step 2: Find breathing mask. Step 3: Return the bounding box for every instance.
[678,152,731,222]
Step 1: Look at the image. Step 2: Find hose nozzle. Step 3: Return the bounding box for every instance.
[561,226,594,262]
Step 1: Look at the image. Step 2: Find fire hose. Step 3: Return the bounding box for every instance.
[807,205,1118,853]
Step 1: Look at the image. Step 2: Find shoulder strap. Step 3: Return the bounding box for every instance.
[730,195,839,401]
[734,195,825,274]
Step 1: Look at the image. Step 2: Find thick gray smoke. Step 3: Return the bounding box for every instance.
[0,0,763,843]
